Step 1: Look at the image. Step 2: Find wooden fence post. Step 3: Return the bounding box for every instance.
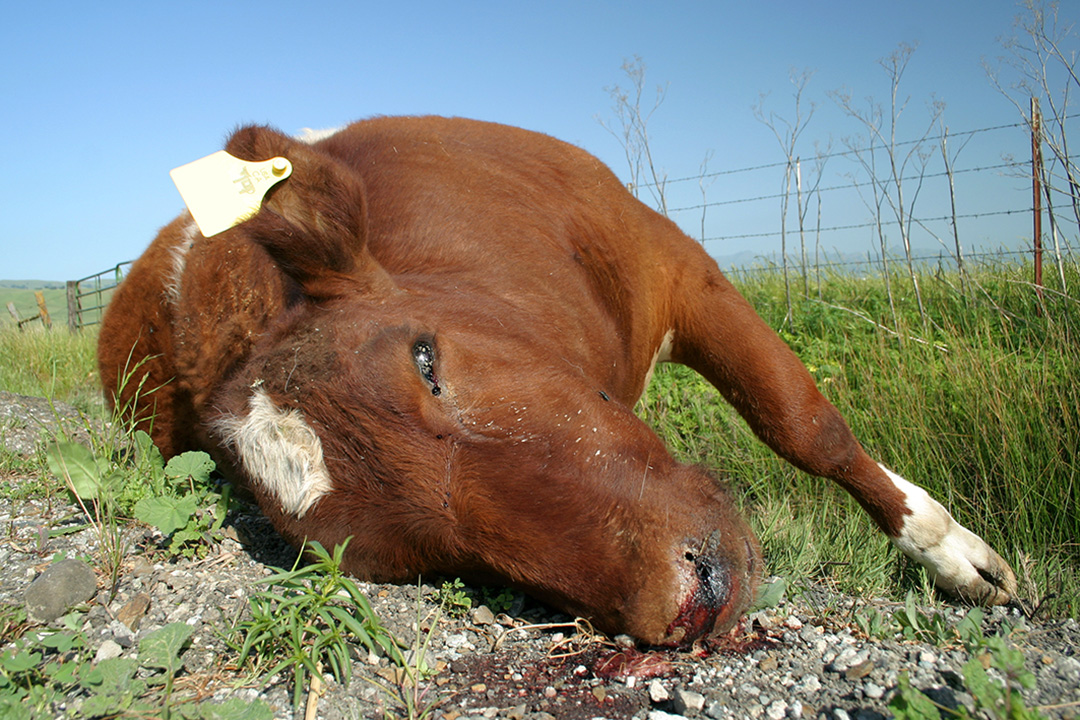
[1031,97,1045,303]
[34,291,51,329]
[66,280,80,332]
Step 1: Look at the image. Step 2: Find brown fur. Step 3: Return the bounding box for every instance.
[99,116,996,645]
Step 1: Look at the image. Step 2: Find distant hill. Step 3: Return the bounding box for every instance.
[0,280,66,290]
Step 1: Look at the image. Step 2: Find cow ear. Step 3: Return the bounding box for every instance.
[224,125,393,300]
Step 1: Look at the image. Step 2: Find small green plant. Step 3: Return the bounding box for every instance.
[229,539,404,709]
[854,605,893,640]
[432,578,473,618]
[479,586,518,615]
[892,593,956,645]
[131,445,231,560]
[0,613,272,719]
[366,580,449,720]
[889,634,1045,719]
[45,439,131,593]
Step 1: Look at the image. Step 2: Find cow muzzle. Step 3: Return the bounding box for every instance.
[659,530,760,647]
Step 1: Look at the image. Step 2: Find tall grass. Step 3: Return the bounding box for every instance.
[643,259,1079,617]
[0,326,100,412]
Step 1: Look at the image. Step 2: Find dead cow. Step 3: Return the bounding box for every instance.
[98,116,1016,646]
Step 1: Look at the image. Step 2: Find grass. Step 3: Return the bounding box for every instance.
[641,258,1079,616]
[0,324,100,414]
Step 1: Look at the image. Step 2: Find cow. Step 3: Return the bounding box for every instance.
[98,116,1016,647]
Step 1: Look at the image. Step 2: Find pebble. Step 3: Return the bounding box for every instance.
[93,639,123,663]
[765,700,788,720]
[649,712,686,720]
[471,605,495,625]
[649,679,670,703]
[23,558,97,622]
[673,687,706,714]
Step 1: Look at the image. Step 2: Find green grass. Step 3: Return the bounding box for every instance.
[641,259,1080,616]
[0,325,100,413]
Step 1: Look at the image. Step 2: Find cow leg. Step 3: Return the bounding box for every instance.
[668,262,1016,604]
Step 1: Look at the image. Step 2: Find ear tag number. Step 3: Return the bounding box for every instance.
[169,151,293,237]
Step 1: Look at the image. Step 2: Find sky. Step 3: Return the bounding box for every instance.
[1,0,1070,282]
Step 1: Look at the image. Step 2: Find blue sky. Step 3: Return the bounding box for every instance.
[1,1,1062,281]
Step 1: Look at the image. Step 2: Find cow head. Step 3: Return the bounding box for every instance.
[203,126,761,646]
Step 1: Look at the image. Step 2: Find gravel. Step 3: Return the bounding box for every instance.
[2,394,1078,719]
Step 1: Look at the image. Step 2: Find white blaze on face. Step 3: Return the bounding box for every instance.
[217,388,334,517]
[880,464,1002,598]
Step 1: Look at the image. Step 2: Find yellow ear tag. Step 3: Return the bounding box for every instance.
[169,151,293,237]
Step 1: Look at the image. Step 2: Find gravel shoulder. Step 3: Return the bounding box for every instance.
[3,488,1079,720]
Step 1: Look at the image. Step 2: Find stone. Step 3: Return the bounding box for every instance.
[116,592,151,630]
[764,700,787,720]
[649,679,670,703]
[24,558,97,622]
[471,605,495,625]
[94,639,124,664]
[673,687,706,715]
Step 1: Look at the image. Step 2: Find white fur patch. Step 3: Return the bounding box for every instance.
[880,464,998,595]
[164,218,198,307]
[295,126,343,144]
[639,329,675,399]
[216,388,334,517]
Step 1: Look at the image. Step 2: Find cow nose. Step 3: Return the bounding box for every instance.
[661,530,754,647]
[693,553,733,610]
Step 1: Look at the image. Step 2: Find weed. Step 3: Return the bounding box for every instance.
[479,586,518,615]
[0,613,272,719]
[889,634,1046,719]
[45,439,131,595]
[433,578,473,618]
[366,580,449,720]
[131,442,232,560]
[229,538,404,709]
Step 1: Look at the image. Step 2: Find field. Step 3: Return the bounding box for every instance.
[0,286,70,330]
[1,259,1078,619]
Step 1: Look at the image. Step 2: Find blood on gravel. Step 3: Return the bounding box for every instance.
[446,648,645,719]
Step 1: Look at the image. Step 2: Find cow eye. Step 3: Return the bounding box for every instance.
[412,340,442,396]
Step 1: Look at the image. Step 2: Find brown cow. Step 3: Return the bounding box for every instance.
[98,116,1016,646]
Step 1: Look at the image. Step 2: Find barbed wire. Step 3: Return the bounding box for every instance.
[634,119,1033,189]
[702,207,1033,243]
[720,248,1056,275]
[668,160,1028,213]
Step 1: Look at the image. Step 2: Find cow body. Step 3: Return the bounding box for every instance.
[98,116,1015,646]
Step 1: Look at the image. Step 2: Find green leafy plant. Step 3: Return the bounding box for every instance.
[432,578,473,618]
[229,539,404,709]
[889,634,1045,719]
[45,439,130,593]
[366,580,449,720]
[0,613,272,720]
[479,586,518,615]
[132,446,231,560]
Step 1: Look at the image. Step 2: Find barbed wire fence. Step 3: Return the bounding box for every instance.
[627,116,1079,293]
